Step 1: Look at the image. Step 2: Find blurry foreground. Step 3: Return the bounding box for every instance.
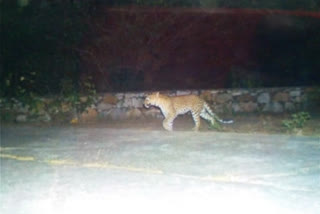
[1,126,319,214]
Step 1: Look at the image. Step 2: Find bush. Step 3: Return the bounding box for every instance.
[282,112,311,133]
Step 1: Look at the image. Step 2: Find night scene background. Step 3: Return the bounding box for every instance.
[1,0,320,96]
[1,3,320,213]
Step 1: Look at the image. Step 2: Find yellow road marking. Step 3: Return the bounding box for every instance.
[45,159,77,166]
[0,152,162,174]
[82,162,163,174]
[0,153,35,161]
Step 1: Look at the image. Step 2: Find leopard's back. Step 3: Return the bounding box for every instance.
[170,95,205,115]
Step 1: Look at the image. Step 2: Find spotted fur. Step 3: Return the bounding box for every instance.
[144,92,233,131]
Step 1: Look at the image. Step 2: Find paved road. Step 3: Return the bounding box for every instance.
[1,125,320,214]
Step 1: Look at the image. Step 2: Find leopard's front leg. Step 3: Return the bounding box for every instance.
[162,114,175,131]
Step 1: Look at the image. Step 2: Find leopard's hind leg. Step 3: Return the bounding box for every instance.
[191,111,201,131]
[200,111,215,126]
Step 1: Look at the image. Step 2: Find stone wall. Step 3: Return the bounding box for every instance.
[0,87,314,123]
[96,87,310,120]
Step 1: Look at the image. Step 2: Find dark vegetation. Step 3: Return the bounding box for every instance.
[1,0,320,98]
[1,0,89,97]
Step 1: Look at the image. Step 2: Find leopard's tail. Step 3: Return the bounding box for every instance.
[204,102,234,124]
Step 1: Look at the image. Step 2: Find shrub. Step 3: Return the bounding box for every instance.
[282,112,311,133]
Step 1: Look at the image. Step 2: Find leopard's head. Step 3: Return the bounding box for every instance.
[144,92,160,108]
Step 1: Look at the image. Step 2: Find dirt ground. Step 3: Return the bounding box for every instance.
[4,112,319,136]
[71,113,320,136]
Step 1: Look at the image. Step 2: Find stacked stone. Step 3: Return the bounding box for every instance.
[96,87,307,119]
[3,87,309,122]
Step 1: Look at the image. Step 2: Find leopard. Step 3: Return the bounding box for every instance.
[144,92,233,131]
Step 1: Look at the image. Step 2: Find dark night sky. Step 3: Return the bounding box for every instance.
[81,8,320,91]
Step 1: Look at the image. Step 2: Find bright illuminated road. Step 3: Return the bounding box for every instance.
[1,126,320,214]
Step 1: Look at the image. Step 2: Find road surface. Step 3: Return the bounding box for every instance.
[1,125,320,214]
